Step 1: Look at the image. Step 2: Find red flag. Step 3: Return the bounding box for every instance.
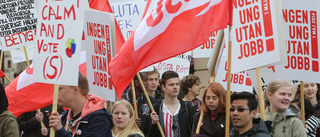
[0,70,5,77]
[89,0,125,53]
[109,0,232,99]
[6,53,87,117]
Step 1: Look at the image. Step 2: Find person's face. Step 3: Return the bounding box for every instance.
[58,85,76,107]
[303,82,318,100]
[268,86,292,113]
[231,99,256,130]
[189,81,201,96]
[205,91,219,114]
[146,73,159,92]
[162,77,180,98]
[113,104,131,130]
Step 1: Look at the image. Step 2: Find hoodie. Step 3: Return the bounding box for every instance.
[0,83,19,137]
[230,118,270,137]
[261,104,307,137]
[56,94,113,137]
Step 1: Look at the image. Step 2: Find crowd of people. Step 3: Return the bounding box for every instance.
[0,68,320,137]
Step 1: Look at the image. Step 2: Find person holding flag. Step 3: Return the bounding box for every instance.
[149,70,195,137]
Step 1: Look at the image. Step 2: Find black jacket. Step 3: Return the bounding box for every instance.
[191,112,226,137]
[148,98,196,137]
[230,118,271,137]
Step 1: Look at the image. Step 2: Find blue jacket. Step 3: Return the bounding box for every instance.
[56,95,113,137]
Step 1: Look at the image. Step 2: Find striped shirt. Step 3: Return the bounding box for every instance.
[162,103,181,137]
[306,115,320,137]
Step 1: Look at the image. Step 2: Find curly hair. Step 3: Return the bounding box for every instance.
[180,74,200,95]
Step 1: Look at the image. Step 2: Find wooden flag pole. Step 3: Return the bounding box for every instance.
[23,46,30,66]
[137,73,165,137]
[50,84,59,137]
[300,81,305,125]
[196,30,225,134]
[255,68,266,121]
[37,109,45,129]
[0,50,3,69]
[131,80,139,119]
[4,76,11,83]
[225,26,232,137]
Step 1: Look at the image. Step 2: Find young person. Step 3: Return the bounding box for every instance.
[145,68,164,102]
[230,92,270,137]
[149,70,195,137]
[191,82,226,136]
[262,79,306,137]
[295,82,320,112]
[111,100,144,137]
[49,73,113,137]
[180,74,202,112]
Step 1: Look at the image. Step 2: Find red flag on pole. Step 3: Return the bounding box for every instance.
[0,70,5,77]
[109,0,232,99]
[89,0,125,53]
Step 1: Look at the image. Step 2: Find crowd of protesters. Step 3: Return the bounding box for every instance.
[1,69,320,137]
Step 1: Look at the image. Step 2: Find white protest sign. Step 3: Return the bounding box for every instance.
[275,0,320,83]
[0,0,37,50]
[33,1,85,86]
[193,31,218,58]
[84,9,116,102]
[110,0,146,40]
[10,45,35,63]
[231,0,285,73]
[141,51,191,79]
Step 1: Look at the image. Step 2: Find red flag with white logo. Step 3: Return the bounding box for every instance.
[6,52,87,117]
[109,0,232,99]
[89,0,125,53]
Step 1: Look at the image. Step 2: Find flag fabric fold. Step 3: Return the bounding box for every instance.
[109,0,232,99]
[89,0,125,53]
[0,70,6,78]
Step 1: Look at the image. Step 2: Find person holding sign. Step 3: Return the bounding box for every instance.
[149,70,196,137]
[229,92,270,137]
[111,100,144,137]
[180,74,202,112]
[49,73,113,137]
[262,79,306,137]
[0,83,19,137]
[291,98,320,137]
[191,82,226,137]
[295,82,320,112]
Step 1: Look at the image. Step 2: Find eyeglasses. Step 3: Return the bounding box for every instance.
[230,107,250,112]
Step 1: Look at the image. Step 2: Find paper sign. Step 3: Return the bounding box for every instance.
[0,0,37,50]
[33,1,85,86]
[193,31,218,58]
[10,45,35,63]
[110,0,146,40]
[141,51,191,79]
[231,0,285,73]
[84,9,116,102]
[275,0,320,83]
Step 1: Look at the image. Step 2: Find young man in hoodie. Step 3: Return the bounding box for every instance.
[0,83,19,137]
[230,92,270,137]
[49,73,113,137]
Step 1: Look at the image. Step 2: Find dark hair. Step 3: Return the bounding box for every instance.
[231,92,258,111]
[201,82,226,115]
[180,74,200,95]
[14,69,23,78]
[291,98,320,119]
[161,71,179,86]
[295,83,320,101]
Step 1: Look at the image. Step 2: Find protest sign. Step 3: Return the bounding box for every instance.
[10,45,35,63]
[109,0,146,40]
[231,0,285,73]
[0,0,37,50]
[84,9,116,102]
[193,31,218,58]
[141,51,191,79]
[33,0,85,86]
[275,0,320,83]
